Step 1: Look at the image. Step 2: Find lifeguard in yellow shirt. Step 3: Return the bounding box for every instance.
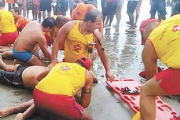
[50,9,114,82]
[0,0,18,46]
[0,57,95,120]
[139,15,180,120]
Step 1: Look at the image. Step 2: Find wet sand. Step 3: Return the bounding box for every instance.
[1,1,180,120]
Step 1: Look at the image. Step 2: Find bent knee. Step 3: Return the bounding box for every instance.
[140,84,150,97]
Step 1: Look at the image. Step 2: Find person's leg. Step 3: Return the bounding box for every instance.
[128,12,134,29]
[8,3,11,11]
[0,46,12,53]
[116,5,123,26]
[135,1,142,26]
[46,0,52,18]
[126,1,138,31]
[150,0,157,18]
[27,55,44,66]
[0,54,17,71]
[0,99,33,118]
[135,12,139,26]
[38,0,44,22]
[80,109,93,120]
[107,1,117,26]
[105,15,109,26]
[140,77,167,120]
[43,11,46,20]
[158,0,167,20]
[22,0,27,17]
[126,1,135,30]
[14,101,35,120]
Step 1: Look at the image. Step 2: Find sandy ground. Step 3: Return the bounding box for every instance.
[0,1,180,120]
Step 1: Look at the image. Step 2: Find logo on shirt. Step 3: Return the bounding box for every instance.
[74,44,81,52]
[172,25,180,32]
[61,65,70,71]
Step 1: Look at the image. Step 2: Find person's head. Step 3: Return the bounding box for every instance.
[83,9,102,32]
[75,57,92,70]
[56,15,66,28]
[74,2,86,20]
[139,19,159,45]
[10,7,19,18]
[42,17,56,32]
[0,0,5,8]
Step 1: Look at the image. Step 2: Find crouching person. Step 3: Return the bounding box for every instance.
[0,57,94,120]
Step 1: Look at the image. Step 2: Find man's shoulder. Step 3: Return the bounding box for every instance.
[63,20,77,30]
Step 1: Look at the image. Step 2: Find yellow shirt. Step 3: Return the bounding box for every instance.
[149,14,180,68]
[64,21,94,62]
[0,10,17,33]
[35,62,86,96]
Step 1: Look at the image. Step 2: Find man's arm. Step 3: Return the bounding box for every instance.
[36,68,51,81]
[142,40,158,80]
[93,30,114,82]
[38,35,52,60]
[80,71,93,108]
[51,21,76,65]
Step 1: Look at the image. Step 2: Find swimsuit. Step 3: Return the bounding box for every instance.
[0,65,27,87]
[12,48,33,62]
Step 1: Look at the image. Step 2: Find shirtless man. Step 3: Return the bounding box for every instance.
[44,15,71,46]
[12,17,55,66]
[50,9,114,82]
[0,57,48,89]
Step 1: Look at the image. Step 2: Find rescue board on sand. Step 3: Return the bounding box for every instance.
[106,79,178,120]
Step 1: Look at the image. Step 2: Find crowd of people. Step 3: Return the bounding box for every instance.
[0,0,179,120]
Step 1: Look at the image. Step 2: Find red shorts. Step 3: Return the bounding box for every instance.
[33,89,84,119]
[156,68,180,95]
[0,31,18,46]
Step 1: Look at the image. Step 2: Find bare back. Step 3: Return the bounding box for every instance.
[22,66,48,88]
[13,21,45,52]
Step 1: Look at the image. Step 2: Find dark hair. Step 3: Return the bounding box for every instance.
[84,9,102,23]
[0,0,5,7]
[56,15,65,25]
[11,7,20,14]
[42,17,56,29]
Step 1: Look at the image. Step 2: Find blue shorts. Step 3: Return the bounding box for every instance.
[127,1,138,14]
[150,0,167,17]
[103,1,117,16]
[12,48,33,62]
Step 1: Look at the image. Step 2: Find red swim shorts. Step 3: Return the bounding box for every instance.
[156,68,180,95]
[33,89,84,119]
[0,31,18,46]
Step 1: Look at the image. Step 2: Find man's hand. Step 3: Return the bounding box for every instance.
[106,71,114,82]
[47,62,57,69]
